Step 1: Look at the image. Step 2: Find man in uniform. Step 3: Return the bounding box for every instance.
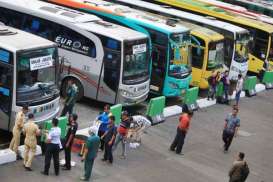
[62,113,78,170]
[61,79,78,116]
[23,113,40,171]
[80,126,100,181]
[9,105,29,157]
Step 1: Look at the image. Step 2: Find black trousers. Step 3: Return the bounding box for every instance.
[64,145,72,169]
[98,130,105,150]
[222,130,234,151]
[103,142,113,163]
[61,104,74,117]
[170,128,186,154]
[44,143,60,175]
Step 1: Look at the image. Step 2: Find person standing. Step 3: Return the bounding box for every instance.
[235,74,244,106]
[97,105,111,151]
[23,113,40,171]
[9,105,29,157]
[207,71,220,100]
[62,114,78,170]
[170,111,193,155]
[112,111,131,159]
[101,116,117,164]
[80,126,100,181]
[221,70,230,104]
[222,107,240,153]
[229,152,249,182]
[61,79,78,116]
[41,118,62,176]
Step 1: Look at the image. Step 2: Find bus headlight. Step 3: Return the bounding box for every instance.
[120,89,134,97]
[169,82,179,89]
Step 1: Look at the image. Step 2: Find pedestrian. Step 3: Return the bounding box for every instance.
[207,71,220,100]
[101,116,117,164]
[23,113,40,171]
[235,74,244,106]
[130,115,152,143]
[41,118,62,176]
[222,107,240,153]
[97,104,111,151]
[61,79,78,116]
[229,152,249,182]
[221,70,230,104]
[112,111,131,159]
[9,105,29,158]
[170,111,193,155]
[80,126,100,181]
[62,114,78,170]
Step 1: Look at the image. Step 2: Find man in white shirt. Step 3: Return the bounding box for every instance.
[235,74,244,106]
[41,118,61,176]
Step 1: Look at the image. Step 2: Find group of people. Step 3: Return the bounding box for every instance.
[169,104,249,181]
[8,77,249,182]
[208,71,244,106]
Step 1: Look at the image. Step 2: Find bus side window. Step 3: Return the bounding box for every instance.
[191,36,204,69]
[0,7,23,28]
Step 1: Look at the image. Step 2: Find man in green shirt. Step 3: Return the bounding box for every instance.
[80,126,100,181]
[61,79,78,116]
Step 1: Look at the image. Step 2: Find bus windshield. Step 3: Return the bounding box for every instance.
[235,32,251,63]
[17,47,58,105]
[208,41,225,70]
[123,39,149,85]
[169,32,192,79]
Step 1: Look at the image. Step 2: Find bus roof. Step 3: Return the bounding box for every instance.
[0,25,55,52]
[47,0,190,34]
[179,21,224,42]
[155,0,273,33]
[116,0,248,35]
[0,0,148,41]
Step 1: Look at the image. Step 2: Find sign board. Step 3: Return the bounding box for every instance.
[30,55,53,71]
[133,44,147,54]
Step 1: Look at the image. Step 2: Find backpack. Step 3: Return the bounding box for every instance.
[240,162,249,181]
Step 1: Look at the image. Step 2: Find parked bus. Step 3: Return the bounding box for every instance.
[113,0,251,83]
[0,25,60,131]
[147,0,273,76]
[198,0,273,25]
[0,0,151,105]
[45,0,192,97]
[220,0,273,18]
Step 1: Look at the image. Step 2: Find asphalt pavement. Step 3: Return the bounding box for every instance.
[0,91,273,182]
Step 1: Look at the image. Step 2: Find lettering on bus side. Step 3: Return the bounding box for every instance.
[55,36,95,57]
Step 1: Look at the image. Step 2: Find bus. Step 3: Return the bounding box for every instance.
[0,0,151,105]
[45,0,193,97]
[146,0,273,76]
[220,0,273,18]
[197,0,273,25]
[0,25,60,131]
[113,0,251,83]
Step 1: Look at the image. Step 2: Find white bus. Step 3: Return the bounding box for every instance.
[0,25,60,131]
[0,0,150,105]
[113,0,252,81]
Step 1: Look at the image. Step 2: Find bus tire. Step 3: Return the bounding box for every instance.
[61,78,84,101]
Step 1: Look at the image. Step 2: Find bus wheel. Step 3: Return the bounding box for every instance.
[61,78,84,101]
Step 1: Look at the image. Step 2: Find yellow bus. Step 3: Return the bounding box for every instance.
[149,0,273,74]
[186,22,225,89]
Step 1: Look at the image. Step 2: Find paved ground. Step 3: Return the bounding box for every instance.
[1,91,273,182]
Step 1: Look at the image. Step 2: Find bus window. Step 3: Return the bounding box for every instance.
[208,41,225,70]
[253,30,269,60]
[224,38,234,68]
[0,7,23,28]
[191,36,205,69]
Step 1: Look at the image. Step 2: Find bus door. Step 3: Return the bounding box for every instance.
[190,36,204,87]
[150,45,167,94]
[0,49,13,130]
[97,38,121,104]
